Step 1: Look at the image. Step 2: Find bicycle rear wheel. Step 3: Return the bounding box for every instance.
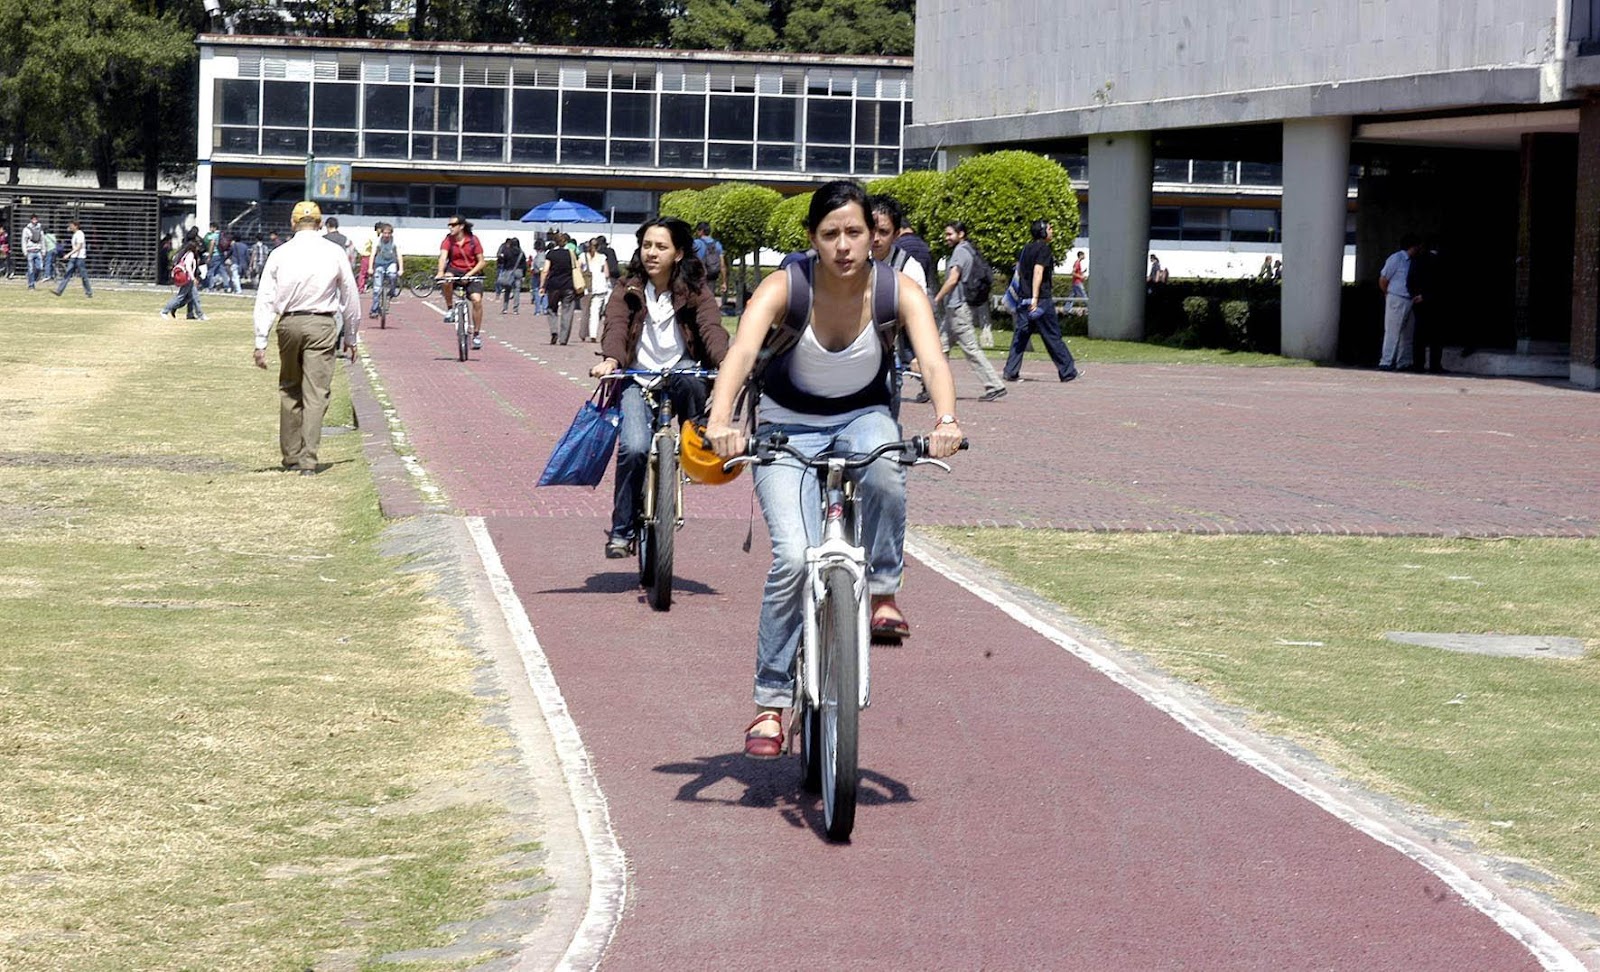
[644,440,678,611]
[818,565,859,841]
[378,279,390,328]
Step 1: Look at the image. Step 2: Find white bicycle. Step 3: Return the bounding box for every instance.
[728,434,964,841]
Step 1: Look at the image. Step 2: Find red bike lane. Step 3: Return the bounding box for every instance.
[359,300,1586,970]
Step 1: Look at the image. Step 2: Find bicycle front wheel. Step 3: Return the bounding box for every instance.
[457,304,470,361]
[406,272,435,298]
[378,281,390,328]
[645,440,678,612]
[818,564,859,841]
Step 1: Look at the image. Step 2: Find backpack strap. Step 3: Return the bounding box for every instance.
[870,257,900,356]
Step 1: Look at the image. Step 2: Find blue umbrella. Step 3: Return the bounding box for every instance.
[519,199,608,224]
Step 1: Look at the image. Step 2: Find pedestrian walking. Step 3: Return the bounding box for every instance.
[249,236,270,286]
[582,237,613,340]
[160,237,207,320]
[1378,235,1421,370]
[251,201,361,476]
[540,238,580,344]
[41,229,59,282]
[228,235,249,293]
[529,242,550,315]
[1003,219,1079,383]
[0,226,10,278]
[1408,241,1446,373]
[1070,250,1088,302]
[1147,252,1166,285]
[21,216,45,288]
[52,220,92,298]
[931,221,1006,401]
[693,221,727,298]
[496,236,525,314]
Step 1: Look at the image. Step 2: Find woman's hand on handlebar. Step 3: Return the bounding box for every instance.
[928,421,964,460]
[705,422,748,460]
[589,357,618,379]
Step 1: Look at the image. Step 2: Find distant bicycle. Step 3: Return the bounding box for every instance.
[727,434,965,841]
[372,267,399,329]
[437,274,483,361]
[405,267,437,298]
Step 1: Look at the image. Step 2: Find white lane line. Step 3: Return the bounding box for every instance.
[904,537,1589,972]
[466,517,627,972]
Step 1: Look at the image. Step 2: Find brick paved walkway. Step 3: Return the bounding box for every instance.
[365,299,1598,537]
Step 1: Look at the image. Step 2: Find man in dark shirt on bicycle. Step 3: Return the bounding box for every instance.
[436,216,487,351]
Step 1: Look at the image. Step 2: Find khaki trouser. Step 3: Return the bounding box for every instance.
[276,313,339,470]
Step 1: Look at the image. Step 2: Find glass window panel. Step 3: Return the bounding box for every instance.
[409,185,433,214]
[1190,160,1233,184]
[458,186,504,219]
[1240,161,1283,186]
[659,94,705,140]
[1152,158,1189,182]
[365,132,408,159]
[1228,208,1278,243]
[462,135,505,162]
[214,177,258,197]
[706,142,752,170]
[804,145,850,173]
[511,137,558,164]
[313,131,358,156]
[217,79,259,126]
[852,147,899,175]
[412,134,458,161]
[609,139,653,166]
[610,92,654,139]
[509,187,556,216]
[463,88,507,133]
[1181,206,1227,241]
[433,185,458,213]
[1150,207,1181,239]
[659,140,704,169]
[855,101,900,145]
[707,96,754,141]
[805,100,851,144]
[560,91,607,137]
[413,86,459,131]
[216,127,259,153]
[359,184,409,217]
[605,190,653,218]
[756,144,796,171]
[261,81,309,127]
[261,128,307,155]
[512,90,558,135]
[757,98,798,141]
[314,83,358,129]
[560,138,605,165]
[364,86,409,130]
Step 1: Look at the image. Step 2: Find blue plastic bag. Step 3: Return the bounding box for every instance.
[1001,263,1027,315]
[537,384,622,488]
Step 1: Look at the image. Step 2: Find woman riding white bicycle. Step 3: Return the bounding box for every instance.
[591,217,730,560]
[435,215,487,351]
[704,181,963,759]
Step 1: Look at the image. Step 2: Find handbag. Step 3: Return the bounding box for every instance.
[537,382,623,488]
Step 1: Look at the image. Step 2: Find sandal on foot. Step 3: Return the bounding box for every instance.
[870,596,911,643]
[744,711,784,760]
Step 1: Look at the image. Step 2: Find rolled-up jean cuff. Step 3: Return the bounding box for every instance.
[754,680,795,709]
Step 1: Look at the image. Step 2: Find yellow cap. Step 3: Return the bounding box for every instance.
[291,200,322,225]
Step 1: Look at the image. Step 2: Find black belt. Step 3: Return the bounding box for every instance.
[285,310,336,317]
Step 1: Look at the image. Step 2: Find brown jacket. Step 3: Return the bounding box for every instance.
[600,277,730,369]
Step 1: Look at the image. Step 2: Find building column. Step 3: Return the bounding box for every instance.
[1086,131,1152,341]
[1280,117,1351,362]
[1515,134,1578,350]
[1571,98,1600,390]
[938,144,980,172]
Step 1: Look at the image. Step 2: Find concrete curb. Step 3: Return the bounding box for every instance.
[344,354,600,971]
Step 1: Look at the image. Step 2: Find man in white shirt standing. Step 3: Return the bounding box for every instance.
[1378,234,1422,370]
[52,220,92,298]
[252,201,362,476]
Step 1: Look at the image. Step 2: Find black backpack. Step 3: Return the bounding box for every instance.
[961,243,993,306]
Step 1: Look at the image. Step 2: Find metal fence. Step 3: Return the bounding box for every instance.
[1,187,164,283]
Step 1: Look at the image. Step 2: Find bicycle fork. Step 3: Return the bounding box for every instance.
[801,478,871,711]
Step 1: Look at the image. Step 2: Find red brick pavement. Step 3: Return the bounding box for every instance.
[362,298,1599,537]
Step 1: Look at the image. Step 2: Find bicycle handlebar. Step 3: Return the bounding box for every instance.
[596,368,720,381]
[436,274,484,283]
[725,435,968,473]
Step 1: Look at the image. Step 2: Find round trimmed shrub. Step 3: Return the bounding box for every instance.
[935,151,1080,264]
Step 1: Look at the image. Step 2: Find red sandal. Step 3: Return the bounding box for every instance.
[870,596,911,643]
[744,711,784,760]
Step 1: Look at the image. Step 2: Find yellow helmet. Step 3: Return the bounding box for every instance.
[680,421,741,486]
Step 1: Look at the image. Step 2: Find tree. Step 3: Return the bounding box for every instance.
[781,0,913,56]
[657,189,707,227]
[866,170,945,241]
[935,151,1080,268]
[707,182,780,309]
[669,0,777,51]
[764,191,812,254]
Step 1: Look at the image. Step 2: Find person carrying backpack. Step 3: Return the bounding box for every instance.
[698,180,964,759]
[929,221,1006,401]
[1003,218,1079,383]
[693,221,726,297]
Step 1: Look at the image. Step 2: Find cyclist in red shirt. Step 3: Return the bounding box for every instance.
[435,215,488,350]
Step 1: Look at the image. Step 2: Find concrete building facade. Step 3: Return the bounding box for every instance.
[908,0,1600,388]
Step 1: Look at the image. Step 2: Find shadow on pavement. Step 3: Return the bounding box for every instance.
[654,752,914,840]
[540,573,721,598]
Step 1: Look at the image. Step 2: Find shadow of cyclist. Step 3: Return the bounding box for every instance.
[653,752,914,838]
[541,573,721,597]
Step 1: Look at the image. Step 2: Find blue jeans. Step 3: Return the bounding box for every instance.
[369,265,398,314]
[751,408,905,708]
[1003,301,1078,381]
[163,282,205,318]
[54,258,91,296]
[26,250,45,287]
[609,367,712,542]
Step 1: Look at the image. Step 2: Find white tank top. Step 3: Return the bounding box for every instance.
[758,312,885,427]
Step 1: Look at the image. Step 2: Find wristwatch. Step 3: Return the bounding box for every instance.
[936,414,958,426]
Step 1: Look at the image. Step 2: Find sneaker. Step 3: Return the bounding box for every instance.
[604,538,634,559]
[158,311,175,320]
[911,389,931,404]
[979,386,1008,402]
[471,335,482,350]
